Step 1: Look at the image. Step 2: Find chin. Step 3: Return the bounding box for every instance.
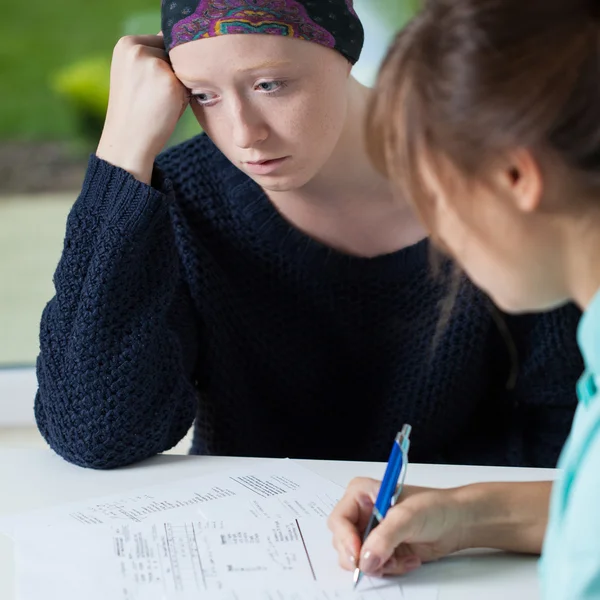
[493,297,536,315]
[490,291,568,315]
[251,173,313,193]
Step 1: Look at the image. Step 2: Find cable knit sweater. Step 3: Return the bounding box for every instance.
[35,133,583,470]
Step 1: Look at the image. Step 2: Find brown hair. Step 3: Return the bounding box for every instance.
[367,0,600,224]
[367,0,600,381]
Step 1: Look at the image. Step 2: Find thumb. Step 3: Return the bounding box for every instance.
[359,505,417,575]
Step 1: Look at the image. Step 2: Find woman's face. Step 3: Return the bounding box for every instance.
[419,156,567,313]
[169,35,351,192]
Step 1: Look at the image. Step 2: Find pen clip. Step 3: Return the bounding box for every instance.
[391,424,411,506]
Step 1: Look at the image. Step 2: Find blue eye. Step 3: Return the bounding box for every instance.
[255,81,287,93]
[192,91,218,106]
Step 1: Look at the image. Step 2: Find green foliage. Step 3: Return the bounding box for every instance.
[50,56,111,145]
[46,10,162,147]
[122,11,161,36]
[367,0,420,27]
[0,0,157,140]
[52,57,110,119]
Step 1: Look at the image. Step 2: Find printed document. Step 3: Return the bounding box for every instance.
[6,459,438,599]
[14,517,438,600]
[1,459,342,534]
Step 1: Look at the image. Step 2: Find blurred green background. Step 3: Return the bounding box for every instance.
[0,0,418,367]
[0,4,158,140]
[0,1,417,143]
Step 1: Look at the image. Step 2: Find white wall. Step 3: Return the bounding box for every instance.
[0,367,37,426]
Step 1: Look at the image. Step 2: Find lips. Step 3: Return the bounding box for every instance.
[243,156,289,176]
[246,157,282,165]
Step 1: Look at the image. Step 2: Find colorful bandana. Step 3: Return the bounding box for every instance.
[161,0,364,64]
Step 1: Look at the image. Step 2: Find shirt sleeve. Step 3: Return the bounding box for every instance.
[556,415,600,598]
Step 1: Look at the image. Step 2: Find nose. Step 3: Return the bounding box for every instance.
[229,100,268,149]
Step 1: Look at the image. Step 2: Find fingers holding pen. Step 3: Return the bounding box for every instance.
[327,477,379,570]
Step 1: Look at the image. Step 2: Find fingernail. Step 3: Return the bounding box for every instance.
[361,550,382,574]
[403,556,421,572]
[382,556,398,572]
[358,494,373,510]
[348,552,357,566]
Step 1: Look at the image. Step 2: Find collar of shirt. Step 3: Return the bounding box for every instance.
[577,288,600,407]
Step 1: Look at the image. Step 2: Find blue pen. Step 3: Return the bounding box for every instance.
[353,424,411,589]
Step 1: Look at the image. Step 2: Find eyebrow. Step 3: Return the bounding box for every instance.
[178,60,293,85]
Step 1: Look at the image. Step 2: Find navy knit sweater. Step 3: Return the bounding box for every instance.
[35,134,583,470]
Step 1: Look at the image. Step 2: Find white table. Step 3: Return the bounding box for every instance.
[0,448,556,599]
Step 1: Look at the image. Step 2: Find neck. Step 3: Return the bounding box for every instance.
[562,205,600,310]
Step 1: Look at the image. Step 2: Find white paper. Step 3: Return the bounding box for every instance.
[14,517,438,600]
[1,460,342,535]
[8,460,438,599]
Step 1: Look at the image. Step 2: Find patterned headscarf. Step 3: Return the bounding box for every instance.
[161,0,364,64]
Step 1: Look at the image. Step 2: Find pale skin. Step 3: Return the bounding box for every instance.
[96,33,426,258]
[328,151,600,577]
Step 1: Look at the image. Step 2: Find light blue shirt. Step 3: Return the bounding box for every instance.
[540,289,600,599]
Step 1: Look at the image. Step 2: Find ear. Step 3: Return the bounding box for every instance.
[496,148,543,213]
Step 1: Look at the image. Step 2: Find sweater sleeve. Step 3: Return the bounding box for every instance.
[35,155,200,469]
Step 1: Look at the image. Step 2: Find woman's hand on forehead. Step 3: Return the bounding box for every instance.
[96,34,190,184]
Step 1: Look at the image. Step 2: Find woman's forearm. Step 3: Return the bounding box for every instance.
[456,481,553,554]
[36,157,199,469]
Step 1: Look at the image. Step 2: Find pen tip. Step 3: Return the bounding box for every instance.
[353,567,361,589]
